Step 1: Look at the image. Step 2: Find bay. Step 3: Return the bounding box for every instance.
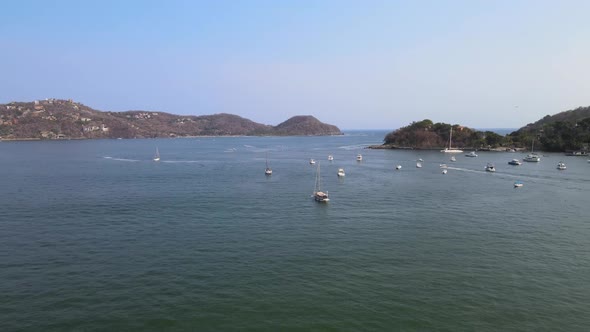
[1,131,589,331]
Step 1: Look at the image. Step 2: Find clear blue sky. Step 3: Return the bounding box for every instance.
[1,0,589,129]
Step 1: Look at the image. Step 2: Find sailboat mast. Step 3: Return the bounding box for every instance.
[449,127,453,149]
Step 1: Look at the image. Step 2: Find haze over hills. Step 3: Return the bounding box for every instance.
[0,99,342,139]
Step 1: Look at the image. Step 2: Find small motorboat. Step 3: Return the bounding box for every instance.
[395,165,402,170]
[356,154,363,161]
[465,151,478,157]
[337,168,345,177]
[328,155,334,161]
[485,163,496,172]
[450,156,456,162]
[309,159,316,165]
[416,162,422,168]
[508,159,522,166]
[557,161,567,170]
[514,181,524,188]
[417,158,424,162]
[442,169,448,174]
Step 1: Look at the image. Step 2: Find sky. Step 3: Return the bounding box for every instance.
[1,0,589,130]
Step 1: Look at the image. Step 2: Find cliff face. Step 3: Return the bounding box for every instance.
[0,99,342,139]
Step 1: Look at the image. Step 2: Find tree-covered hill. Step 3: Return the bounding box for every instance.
[508,106,590,152]
[381,119,506,150]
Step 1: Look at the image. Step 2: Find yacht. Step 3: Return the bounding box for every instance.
[485,163,496,172]
[440,127,463,153]
[312,162,329,203]
[508,159,522,166]
[337,168,345,177]
[465,151,478,157]
[557,161,567,170]
[523,138,541,162]
[523,154,541,162]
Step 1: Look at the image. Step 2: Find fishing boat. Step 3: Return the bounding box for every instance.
[312,162,329,202]
[265,153,272,175]
[508,159,522,166]
[153,147,160,162]
[485,163,496,172]
[441,127,463,153]
[557,161,567,170]
[337,168,345,177]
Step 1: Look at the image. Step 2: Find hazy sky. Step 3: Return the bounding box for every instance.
[1,0,589,129]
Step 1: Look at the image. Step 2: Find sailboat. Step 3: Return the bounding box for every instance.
[441,127,463,153]
[265,153,272,175]
[153,147,160,162]
[523,138,541,162]
[312,162,329,202]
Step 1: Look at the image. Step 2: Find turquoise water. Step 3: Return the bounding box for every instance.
[1,131,589,331]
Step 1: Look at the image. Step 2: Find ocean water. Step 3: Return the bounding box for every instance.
[1,131,589,331]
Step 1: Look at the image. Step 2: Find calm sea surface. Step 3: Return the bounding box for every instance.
[1,131,589,331]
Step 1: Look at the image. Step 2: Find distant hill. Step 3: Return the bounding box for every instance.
[273,115,341,136]
[0,99,342,139]
[509,106,590,152]
[377,119,506,150]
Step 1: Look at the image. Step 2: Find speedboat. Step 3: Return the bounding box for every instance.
[557,161,567,170]
[485,163,496,172]
[508,159,522,166]
[337,168,345,177]
[309,159,316,165]
[465,151,478,157]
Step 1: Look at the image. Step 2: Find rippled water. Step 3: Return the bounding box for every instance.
[1,132,589,331]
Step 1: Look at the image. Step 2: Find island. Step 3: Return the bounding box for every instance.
[370,105,590,153]
[0,99,342,140]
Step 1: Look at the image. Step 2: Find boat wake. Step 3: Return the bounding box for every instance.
[103,156,140,162]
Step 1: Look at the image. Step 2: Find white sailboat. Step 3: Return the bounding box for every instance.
[265,153,272,175]
[312,162,329,202]
[441,127,463,153]
[153,147,160,162]
[523,138,541,162]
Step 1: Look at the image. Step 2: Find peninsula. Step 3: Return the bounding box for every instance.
[0,99,342,140]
